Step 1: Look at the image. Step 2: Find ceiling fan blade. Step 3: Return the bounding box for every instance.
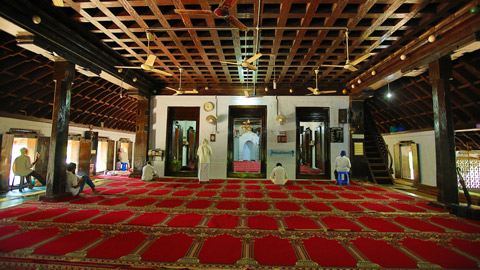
[246,64,258,71]
[144,55,157,67]
[246,53,262,63]
[349,53,373,66]
[306,93,314,96]
[321,64,344,68]
[165,87,178,91]
[243,90,250,98]
[150,68,173,76]
[174,9,213,15]
[173,92,180,96]
[52,0,65,7]
[114,66,142,69]
[307,87,316,92]
[224,16,248,31]
[319,90,337,94]
[219,0,239,9]
[184,90,198,94]
[345,65,358,72]
[219,61,241,65]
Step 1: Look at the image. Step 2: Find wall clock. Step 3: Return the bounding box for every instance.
[203,102,214,112]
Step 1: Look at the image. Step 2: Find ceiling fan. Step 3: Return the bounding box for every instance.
[114,32,173,77]
[220,31,262,71]
[174,0,247,31]
[307,69,337,96]
[165,68,198,96]
[321,31,372,72]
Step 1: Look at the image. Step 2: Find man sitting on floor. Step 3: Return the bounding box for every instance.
[142,161,158,181]
[270,162,288,185]
[66,163,100,196]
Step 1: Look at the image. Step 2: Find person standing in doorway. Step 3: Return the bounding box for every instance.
[197,138,213,183]
[270,163,288,185]
[334,150,351,181]
[12,148,46,191]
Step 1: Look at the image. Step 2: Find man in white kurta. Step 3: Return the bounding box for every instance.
[197,138,213,183]
[142,162,158,181]
[270,163,288,185]
[334,150,351,173]
[334,150,351,182]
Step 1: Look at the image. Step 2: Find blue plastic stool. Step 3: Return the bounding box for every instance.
[121,162,128,171]
[337,172,350,186]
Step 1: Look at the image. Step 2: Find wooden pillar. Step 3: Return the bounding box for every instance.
[349,99,369,180]
[85,131,98,176]
[429,55,458,206]
[130,98,149,177]
[41,61,75,200]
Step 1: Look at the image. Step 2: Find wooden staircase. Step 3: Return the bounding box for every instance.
[364,108,394,185]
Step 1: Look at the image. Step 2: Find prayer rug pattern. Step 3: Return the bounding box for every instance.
[0,177,478,269]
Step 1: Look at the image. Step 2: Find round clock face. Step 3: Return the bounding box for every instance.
[204,102,214,112]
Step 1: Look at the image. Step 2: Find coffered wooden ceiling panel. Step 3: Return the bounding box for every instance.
[58,0,467,95]
[0,0,479,137]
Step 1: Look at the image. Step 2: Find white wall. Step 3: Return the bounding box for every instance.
[0,116,136,159]
[150,95,350,180]
[382,130,436,186]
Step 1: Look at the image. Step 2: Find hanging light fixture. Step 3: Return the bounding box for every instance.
[387,83,392,98]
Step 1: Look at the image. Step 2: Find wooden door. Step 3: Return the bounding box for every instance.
[35,136,50,181]
[78,139,91,176]
[0,134,14,190]
[107,140,115,171]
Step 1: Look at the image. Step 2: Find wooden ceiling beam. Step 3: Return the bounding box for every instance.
[350,2,480,95]
[291,0,349,84]
[116,0,185,82]
[172,0,220,84]
[144,0,207,84]
[274,1,320,84]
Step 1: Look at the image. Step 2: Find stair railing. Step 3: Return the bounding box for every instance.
[364,106,394,174]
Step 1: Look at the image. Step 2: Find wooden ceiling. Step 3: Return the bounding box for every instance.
[63,0,467,95]
[0,0,479,143]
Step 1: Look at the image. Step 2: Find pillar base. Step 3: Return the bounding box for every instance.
[39,192,73,202]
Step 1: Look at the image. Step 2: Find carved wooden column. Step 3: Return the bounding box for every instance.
[130,97,149,177]
[429,55,458,206]
[41,60,75,200]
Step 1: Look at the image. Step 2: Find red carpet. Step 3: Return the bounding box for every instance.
[300,165,323,174]
[33,229,103,256]
[254,235,297,265]
[127,212,168,226]
[352,237,418,268]
[1,176,479,269]
[197,234,242,263]
[234,160,260,173]
[141,233,194,262]
[303,236,357,267]
[87,231,147,259]
[401,237,478,269]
